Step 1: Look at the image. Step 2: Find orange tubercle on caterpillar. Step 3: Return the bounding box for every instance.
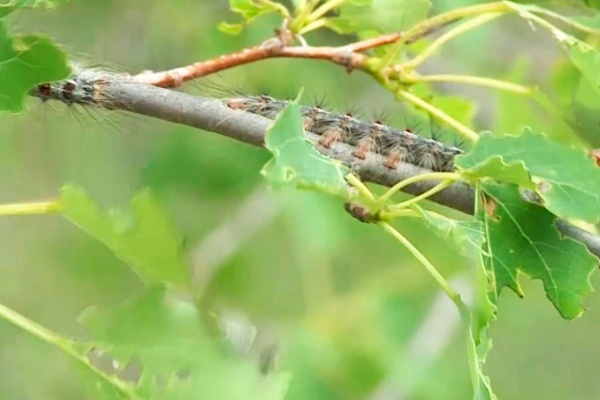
[318,128,343,148]
[354,137,375,159]
[383,147,408,169]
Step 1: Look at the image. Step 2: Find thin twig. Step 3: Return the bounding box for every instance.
[131,32,400,88]
[95,80,600,260]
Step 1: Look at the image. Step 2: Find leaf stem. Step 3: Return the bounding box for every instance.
[401,2,511,44]
[346,173,377,202]
[517,3,600,36]
[379,172,461,204]
[0,302,63,345]
[396,90,479,143]
[378,222,463,305]
[264,0,291,19]
[293,0,307,11]
[408,74,533,95]
[384,179,455,215]
[381,209,418,219]
[402,13,503,70]
[292,0,317,31]
[0,301,139,399]
[510,8,573,43]
[304,0,349,25]
[298,18,328,35]
[0,199,60,217]
[377,223,483,397]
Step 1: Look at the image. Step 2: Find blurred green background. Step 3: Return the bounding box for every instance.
[2,1,600,399]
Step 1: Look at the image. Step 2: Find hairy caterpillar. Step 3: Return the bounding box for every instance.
[30,64,128,107]
[226,95,463,172]
[30,64,464,173]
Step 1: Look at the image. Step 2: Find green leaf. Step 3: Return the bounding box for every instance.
[470,258,497,400]
[78,287,214,387]
[548,55,600,147]
[79,286,290,400]
[222,0,287,34]
[415,208,485,259]
[59,185,190,290]
[0,21,70,112]
[456,129,600,223]
[261,95,351,197]
[467,324,495,400]
[568,39,600,94]
[410,208,495,398]
[71,358,132,400]
[326,0,431,35]
[558,45,600,112]
[457,149,534,190]
[218,21,244,35]
[229,0,273,19]
[477,182,597,319]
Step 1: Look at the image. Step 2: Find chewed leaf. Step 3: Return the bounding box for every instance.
[456,129,600,223]
[471,257,497,400]
[326,0,431,35]
[468,323,496,400]
[69,348,133,400]
[478,182,597,319]
[261,96,351,197]
[60,185,190,290]
[79,286,290,400]
[0,22,69,112]
[78,286,214,381]
[415,208,485,258]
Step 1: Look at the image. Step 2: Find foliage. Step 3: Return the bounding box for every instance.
[1,1,600,399]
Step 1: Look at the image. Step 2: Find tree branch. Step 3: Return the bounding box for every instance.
[102,80,600,260]
[106,81,475,213]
